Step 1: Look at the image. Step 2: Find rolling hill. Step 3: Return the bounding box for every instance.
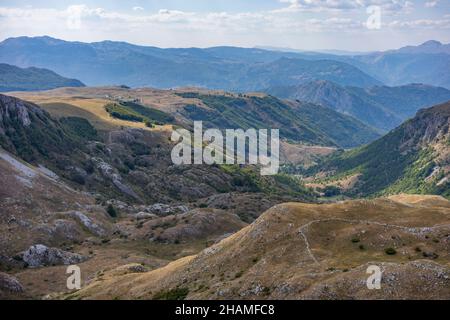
[0,63,84,92]
[266,81,450,131]
[69,195,450,300]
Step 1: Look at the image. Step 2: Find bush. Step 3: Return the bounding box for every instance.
[106,204,118,218]
[323,185,341,197]
[153,287,189,300]
[384,247,397,255]
[70,172,86,185]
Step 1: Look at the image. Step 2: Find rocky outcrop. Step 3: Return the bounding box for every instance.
[143,203,189,216]
[21,244,86,268]
[0,272,23,294]
[66,211,106,237]
[70,196,450,300]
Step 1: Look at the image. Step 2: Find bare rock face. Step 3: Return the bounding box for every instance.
[22,244,86,268]
[66,211,106,237]
[0,94,35,129]
[144,203,189,216]
[0,272,23,296]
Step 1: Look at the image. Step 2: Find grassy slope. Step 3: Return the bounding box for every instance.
[311,102,450,198]
[178,92,379,148]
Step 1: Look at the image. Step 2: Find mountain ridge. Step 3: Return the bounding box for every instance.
[308,101,450,198]
[0,63,85,92]
[266,80,450,131]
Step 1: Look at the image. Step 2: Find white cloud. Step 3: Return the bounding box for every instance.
[276,0,413,14]
[424,1,438,8]
[132,6,144,12]
[0,3,447,50]
[389,18,450,29]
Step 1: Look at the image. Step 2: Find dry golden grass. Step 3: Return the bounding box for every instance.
[8,88,175,132]
[70,195,450,300]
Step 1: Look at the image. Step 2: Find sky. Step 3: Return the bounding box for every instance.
[0,0,449,51]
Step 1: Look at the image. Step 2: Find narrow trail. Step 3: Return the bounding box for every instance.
[297,218,450,265]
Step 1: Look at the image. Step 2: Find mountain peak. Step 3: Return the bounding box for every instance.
[421,40,443,47]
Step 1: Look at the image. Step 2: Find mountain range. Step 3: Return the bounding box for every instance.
[2,36,448,90]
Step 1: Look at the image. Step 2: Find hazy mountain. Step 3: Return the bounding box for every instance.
[393,40,450,55]
[242,57,382,90]
[311,101,450,198]
[346,41,450,89]
[0,63,84,92]
[259,41,450,89]
[0,36,381,90]
[266,81,450,131]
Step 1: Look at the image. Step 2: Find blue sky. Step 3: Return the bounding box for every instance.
[0,0,449,51]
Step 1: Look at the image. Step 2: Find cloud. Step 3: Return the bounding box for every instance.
[389,18,450,29]
[132,6,144,12]
[424,1,438,8]
[276,0,413,14]
[0,3,447,50]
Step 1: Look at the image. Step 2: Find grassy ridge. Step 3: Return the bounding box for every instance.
[178,92,379,148]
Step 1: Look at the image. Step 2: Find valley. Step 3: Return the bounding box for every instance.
[0,85,449,300]
[0,34,449,302]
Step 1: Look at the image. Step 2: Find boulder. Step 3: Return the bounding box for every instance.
[0,272,23,294]
[22,244,86,267]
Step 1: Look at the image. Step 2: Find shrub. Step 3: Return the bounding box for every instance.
[153,287,189,300]
[323,185,341,197]
[384,247,397,255]
[106,204,118,218]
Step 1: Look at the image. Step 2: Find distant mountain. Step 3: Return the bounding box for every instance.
[312,101,450,198]
[346,41,450,89]
[393,40,450,55]
[0,63,85,92]
[266,81,450,131]
[242,58,381,91]
[0,36,381,90]
[257,41,450,89]
[177,91,380,148]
